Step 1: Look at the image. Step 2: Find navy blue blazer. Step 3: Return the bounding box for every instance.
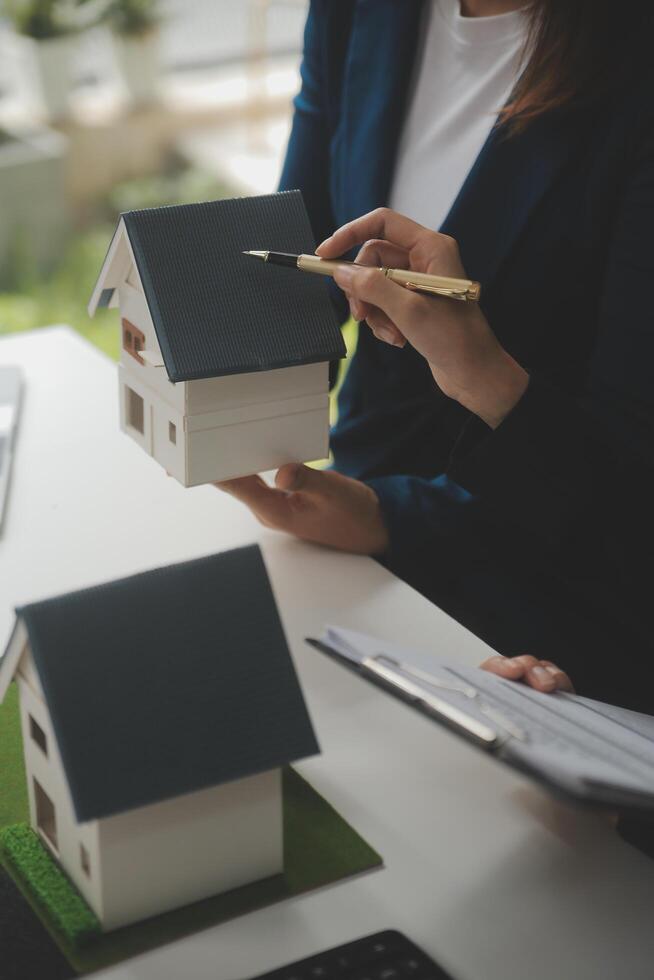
[279,1,654,709]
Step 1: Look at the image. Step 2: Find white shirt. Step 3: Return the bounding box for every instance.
[389,0,528,232]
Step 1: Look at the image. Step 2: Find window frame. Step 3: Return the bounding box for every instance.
[29,714,48,757]
[33,778,58,852]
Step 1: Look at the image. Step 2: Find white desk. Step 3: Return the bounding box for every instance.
[2,327,654,980]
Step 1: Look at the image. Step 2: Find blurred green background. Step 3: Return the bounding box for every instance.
[0,0,315,358]
[0,167,233,360]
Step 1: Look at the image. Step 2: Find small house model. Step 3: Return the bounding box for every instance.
[88,191,346,485]
[0,546,319,931]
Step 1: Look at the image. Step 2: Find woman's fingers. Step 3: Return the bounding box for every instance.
[354,238,409,270]
[217,475,297,531]
[317,207,429,256]
[345,292,375,325]
[346,295,407,348]
[519,656,575,693]
[320,209,467,283]
[275,462,325,493]
[539,660,575,693]
[333,264,414,331]
[345,240,410,326]
[480,654,530,680]
[524,664,559,693]
[366,309,407,347]
[480,655,575,694]
[218,466,390,555]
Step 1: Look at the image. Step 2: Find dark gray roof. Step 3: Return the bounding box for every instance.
[18,546,319,822]
[123,191,346,383]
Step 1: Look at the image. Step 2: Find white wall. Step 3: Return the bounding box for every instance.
[186,399,328,484]
[184,362,329,483]
[111,233,332,485]
[120,357,330,485]
[13,647,284,932]
[117,273,185,415]
[16,650,103,920]
[98,768,283,931]
[186,361,327,414]
[118,363,154,456]
[118,359,189,483]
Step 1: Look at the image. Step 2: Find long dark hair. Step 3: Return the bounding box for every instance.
[502,1,654,132]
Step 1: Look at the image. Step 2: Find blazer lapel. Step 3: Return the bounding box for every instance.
[338,0,587,292]
[441,109,585,289]
[336,0,425,221]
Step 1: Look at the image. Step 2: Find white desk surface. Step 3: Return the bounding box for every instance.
[2,327,654,980]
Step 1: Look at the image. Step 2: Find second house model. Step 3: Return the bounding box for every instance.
[0,545,319,930]
[88,191,346,485]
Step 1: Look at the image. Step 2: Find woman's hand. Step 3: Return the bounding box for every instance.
[480,654,575,694]
[217,463,389,555]
[318,208,529,429]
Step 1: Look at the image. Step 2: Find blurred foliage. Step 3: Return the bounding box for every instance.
[3,0,161,39]
[105,0,159,37]
[0,166,235,360]
[105,166,232,216]
[3,0,100,38]
[0,225,119,357]
[0,161,358,423]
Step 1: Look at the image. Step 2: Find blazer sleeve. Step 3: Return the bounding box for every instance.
[278,0,350,326]
[369,114,654,603]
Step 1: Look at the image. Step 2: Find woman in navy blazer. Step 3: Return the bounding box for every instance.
[221,1,654,710]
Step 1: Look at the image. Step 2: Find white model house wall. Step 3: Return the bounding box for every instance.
[117,280,184,413]
[118,363,187,483]
[15,649,103,921]
[116,270,329,417]
[116,273,187,482]
[183,362,330,482]
[97,768,283,931]
[120,357,330,487]
[184,385,329,484]
[185,361,328,415]
[114,243,332,485]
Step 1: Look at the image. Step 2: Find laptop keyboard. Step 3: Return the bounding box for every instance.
[251,930,455,980]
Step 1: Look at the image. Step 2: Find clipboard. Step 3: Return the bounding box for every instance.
[306,633,654,818]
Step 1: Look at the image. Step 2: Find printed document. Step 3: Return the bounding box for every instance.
[317,627,654,807]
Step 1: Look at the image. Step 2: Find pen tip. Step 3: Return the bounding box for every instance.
[242,250,268,261]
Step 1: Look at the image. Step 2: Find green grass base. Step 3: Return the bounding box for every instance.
[0,683,29,829]
[0,824,101,947]
[1,766,381,975]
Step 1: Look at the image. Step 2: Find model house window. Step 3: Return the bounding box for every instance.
[121,318,145,365]
[34,778,57,850]
[169,421,176,444]
[126,386,145,434]
[80,844,91,877]
[29,715,48,756]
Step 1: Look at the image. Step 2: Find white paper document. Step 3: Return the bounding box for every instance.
[315,627,654,808]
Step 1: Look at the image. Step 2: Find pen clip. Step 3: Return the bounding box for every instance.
[404,281,481,302]
[374,655,529,744]
[362,655,498,746]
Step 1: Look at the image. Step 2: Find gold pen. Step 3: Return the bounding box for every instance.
[243,250,481,302]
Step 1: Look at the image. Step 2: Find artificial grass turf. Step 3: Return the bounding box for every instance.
[0,669,382,974]
[0,682,29,829]
[0,825,100,947]
[1,748,382,975]
[3,769,382,973]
